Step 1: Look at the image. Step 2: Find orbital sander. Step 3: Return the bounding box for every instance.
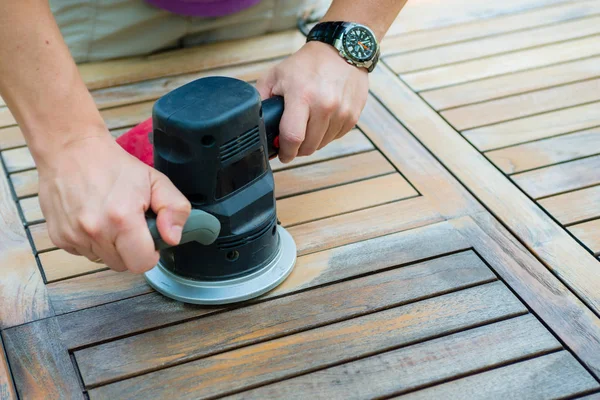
[137,76,297,305]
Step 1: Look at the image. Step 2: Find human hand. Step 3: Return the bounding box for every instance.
[256,41,369,163]
[38,133,191,273]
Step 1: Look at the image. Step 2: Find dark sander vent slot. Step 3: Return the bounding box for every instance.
[220,127,261,162]
[218,217,276,250]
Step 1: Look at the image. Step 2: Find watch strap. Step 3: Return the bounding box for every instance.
[306,21,349,45]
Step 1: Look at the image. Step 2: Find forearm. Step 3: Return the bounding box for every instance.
[0,0,107,166]
[321,0,408,39]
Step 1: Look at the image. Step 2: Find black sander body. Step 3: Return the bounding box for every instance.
[144,76,297,305]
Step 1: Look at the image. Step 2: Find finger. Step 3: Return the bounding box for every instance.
[114,212,159,274]
[277,98,310,163]
[300,106,330,156]
[255,69,276,100]
[90,240,127,272]
[317,108,345,151]
[150,170,191,247]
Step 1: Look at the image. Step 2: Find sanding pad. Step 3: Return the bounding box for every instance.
[144,226,297,305]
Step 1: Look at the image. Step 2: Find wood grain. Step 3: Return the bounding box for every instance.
[0,163,52,329]
[486,127,600,174]
[29,222,55,252]
[569,219,600,255]
[391,15,600,74]
[512,155,600,199]
[225,315,560,400]
[88,282,526,399]
[398,351,599,400]
[443,78,600,130]
[39,250,107,283]
[383,0,600,55]
[2,319,83,399]
[463,101,600,151]
[398,35,600,91]
[58,221,470,350]
[421,56,600,110]
[369,64,600,318]
[19,196,42,223]
[10,169,37,198]
[277,174,417,226]
[539,185,600,225]
[76,251,495,387]
[274,151,394,198]
[0,335,16,400]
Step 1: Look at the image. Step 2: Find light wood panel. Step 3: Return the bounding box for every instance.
[396,35,600,91]
[383,0,600,55]
[0,107,15,128]
[512,155,600,199]
[398,351,599,400]
[0,336,16,400]
[569,219,600,255]
[421,56,600,110]
[277,174,418,226]
[88,282,526,399]
[57,221,470,350]
[486,127,600,174]
[0,126,26,151]
[224,315,560,400]
[463,101,600,151]
[10,169,37,198]
[76,251,495,387]
[539,185,600,226]
[29,222,55,252]
[369,64,600,321]
[39,250,107,283]
[2,319,82,399]
[443,79,600,130]
[393,15,600,74]
[1,147,34,174]
[19,196,42,223]
[274,151,394,198]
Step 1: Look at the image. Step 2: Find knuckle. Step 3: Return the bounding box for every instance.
[77,213,102,238]
[107,207,129,227]
[320,95,339,113]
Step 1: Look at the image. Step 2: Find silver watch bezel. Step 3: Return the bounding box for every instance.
[333,23,380,71]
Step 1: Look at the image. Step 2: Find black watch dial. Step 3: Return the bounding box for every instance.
[343,26,376,62]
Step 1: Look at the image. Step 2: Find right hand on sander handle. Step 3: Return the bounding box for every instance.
[146,210,221,251]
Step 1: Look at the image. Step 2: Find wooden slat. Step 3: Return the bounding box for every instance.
[399,351,599,400]
[10,169,37,198]
[88,282,526,399]
[0,335,16,400]
[397,35,600,91]
[2,319,82,399]
[19,196,42,223]
[383,0,600,55]
[47,269,152,315]
[57,221,470,350]
[274,151,394,198]
[270,129,373,171]
[0,107,15,128]
[39,250,107,283]
[463,102,600,151]
[78,30,304,90]
[486,127,600,174]
[443,79,600,130]
[512,155,600,199]
[391,16,600,74]
[29,222,55,252]
[453,213,600,379]
[277,174,417,226]
[0,163,52,329]
[76,251,496,387]
[1,146,34,174]
[369,65,600,324]
[225,315,560,400]
[0,126,26,151]
[539,185,600,226]
[569,219,600,255]
[46,197,442,315]
[421,56,600,110]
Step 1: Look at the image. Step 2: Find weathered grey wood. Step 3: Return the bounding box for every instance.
[569,219,600,255]
[397,351,599,400]
[88,282,527,399]
[539,185,600,226]
[512,155,600,199]
[0,335,16,400]
[2,319,83,399]
[76,251,495,387]
[224,315,560,400]
[58,221,470,349]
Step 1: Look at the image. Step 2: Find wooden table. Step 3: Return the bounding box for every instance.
[1,0,600,398]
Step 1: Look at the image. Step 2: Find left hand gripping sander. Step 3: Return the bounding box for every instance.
[133,76,296,305]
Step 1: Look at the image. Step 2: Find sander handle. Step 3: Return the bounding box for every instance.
[146,209,221,250]
[262,95,284,159]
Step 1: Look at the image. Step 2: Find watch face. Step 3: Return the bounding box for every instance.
[343,26,376,62]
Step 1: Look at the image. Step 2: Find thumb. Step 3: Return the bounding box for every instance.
[255,69,276,100]
[149,170,191,246]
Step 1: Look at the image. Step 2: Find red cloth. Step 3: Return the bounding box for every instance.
[116,117,154,166]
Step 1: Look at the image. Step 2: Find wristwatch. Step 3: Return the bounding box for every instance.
[306,21,380,72]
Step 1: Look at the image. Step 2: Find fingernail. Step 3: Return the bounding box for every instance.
[171,225,183,243]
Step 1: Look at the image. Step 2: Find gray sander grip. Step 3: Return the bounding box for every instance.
[146,209,221,250]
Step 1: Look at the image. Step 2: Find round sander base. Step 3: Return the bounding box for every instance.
[144,226,297,305]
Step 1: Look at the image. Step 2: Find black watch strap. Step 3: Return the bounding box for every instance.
[306,21,349,45]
